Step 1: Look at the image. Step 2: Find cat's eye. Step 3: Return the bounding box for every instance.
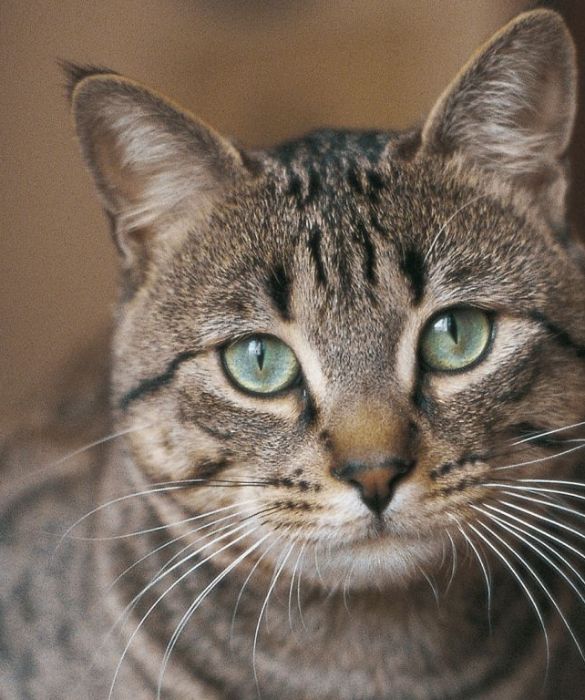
[222,335,300,395]
[420,308,492,372]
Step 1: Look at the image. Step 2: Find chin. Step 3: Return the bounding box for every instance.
[299,529,444,592]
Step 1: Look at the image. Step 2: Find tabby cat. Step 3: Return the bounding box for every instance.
[3,9,585,699]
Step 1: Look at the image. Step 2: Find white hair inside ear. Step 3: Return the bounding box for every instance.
[421,9,577,219]
[68,69,246,271]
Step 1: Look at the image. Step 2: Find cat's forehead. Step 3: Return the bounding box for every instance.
[201,132,546,313]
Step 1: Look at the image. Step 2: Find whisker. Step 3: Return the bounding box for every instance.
[417,564,440,606]
[108,505,258,590]
[342,555,358,614]
[477,506,585,604]
[483,502,585,569]
[156,532,272,700]
[445,530,458,594]
[485,482,585,504]
[467,520,550,671]
[70,499,259,542]
[252,538,296,697]
[55,478,277,550]
[108,522,263,700]
[107,506,282,651]
[499,491,585,522]
[518,479,585,489]
[493,442,585,473]
[296,542,308,632]
[49,422,153,468]
[498,499,585,544]
[155,503,282,577]
[288,541,307,631]
[230,536,282,644]
[477,513,585,662]
[511,420,585,447]
[450,517,492,626]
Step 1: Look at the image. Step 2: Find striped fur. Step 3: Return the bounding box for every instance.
[3,9,585,699]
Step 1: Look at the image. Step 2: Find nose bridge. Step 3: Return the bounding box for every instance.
[327,400,416,516]
[330,401,410,465]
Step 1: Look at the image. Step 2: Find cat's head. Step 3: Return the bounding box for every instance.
[66,10,585,589]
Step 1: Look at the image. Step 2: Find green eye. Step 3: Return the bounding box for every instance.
[420,308,492,371]
[222,335,300,395]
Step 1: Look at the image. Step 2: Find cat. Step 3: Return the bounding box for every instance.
[2,7,585,699]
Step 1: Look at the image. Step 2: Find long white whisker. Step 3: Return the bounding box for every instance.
[477,506,585,604]
[500,491,585,522]
[467,520,550,670]
[519,479,585,489]
[108,516,275,656]
[296,542,308,631]
[417,564,440,606]
[445,530,458,594]
[511,419,585,446]
[108,523,260,700]
[485,483,585,503]
[50,423,153,468]
[55,483,216,552]
[156,532,271,699]
[288,541,306,631]
[253,539,296,697]
[493,443,585,472]
[478,514,585,662]
[450,518,492,625]
[484,504,585,565]
[229,537,281,645]
[108,506,257,590]
[73,499,259,542]
[498,500,585,543]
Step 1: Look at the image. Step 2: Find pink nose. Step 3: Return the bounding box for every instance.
[332,458,415,515]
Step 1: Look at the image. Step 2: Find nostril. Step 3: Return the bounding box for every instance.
[332,457,415,515]
[387,458,415,475]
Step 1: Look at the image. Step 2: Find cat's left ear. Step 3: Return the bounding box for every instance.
[64,64,248,277]
[420,10,577,223]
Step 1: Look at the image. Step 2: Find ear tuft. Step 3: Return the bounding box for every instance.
[421,9,577,216]
[60,61,119,100]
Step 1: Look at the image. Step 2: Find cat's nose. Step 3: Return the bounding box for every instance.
[332,458,415,516]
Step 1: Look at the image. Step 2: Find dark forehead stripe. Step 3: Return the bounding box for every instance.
[400,247,426,305]
[307,225,327,286]
[274,129,392,209]
[365,169,385,205]
[355,220,377,286]
[119,350,197,410]
[265,264,293,321]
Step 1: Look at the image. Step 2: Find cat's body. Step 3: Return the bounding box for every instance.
[3,9,585,699]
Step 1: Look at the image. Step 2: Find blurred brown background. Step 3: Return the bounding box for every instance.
[2,0,584,421]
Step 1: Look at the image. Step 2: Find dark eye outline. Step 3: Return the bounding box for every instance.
[418,306,496,374]
[220,334,303,398]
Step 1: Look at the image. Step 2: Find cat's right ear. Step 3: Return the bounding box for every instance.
[64,64,248,281]
[419,10,577,225]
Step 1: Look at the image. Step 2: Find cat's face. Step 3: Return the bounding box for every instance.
[68,10,585,589]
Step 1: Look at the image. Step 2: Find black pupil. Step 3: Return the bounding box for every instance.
[250,339,266,371]
[446,313,459,344]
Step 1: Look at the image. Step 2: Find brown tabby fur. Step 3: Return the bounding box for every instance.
[3,9,585,699]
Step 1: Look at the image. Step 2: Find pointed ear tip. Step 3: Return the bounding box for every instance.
[58,60,120,103]
[506,8,573,42]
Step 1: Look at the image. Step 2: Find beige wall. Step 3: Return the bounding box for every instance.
[1,0,530,419]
